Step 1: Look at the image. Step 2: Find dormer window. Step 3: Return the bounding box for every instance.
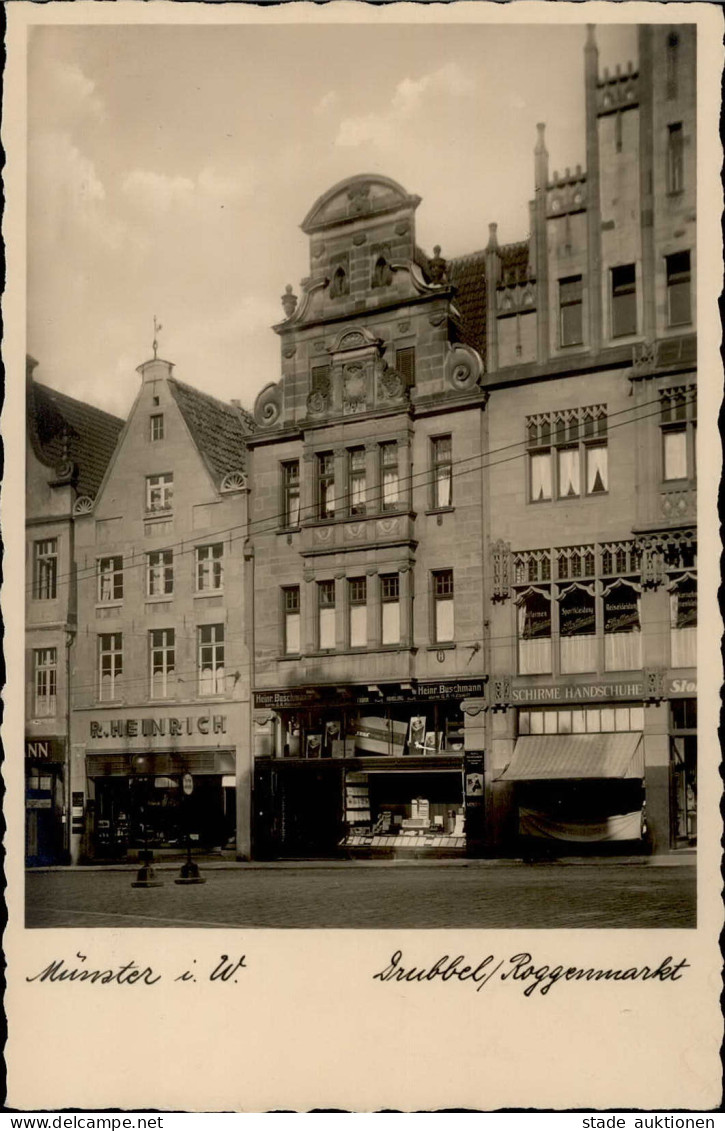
[330,265,349,298]
[372,256,393,288]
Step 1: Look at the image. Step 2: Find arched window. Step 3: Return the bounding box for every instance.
[372,256,393,288]
[603,579,641,671]
[516,587,552,675]
[558,583,596,673]
[330,266,349,298]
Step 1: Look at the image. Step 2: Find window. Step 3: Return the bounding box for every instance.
[348,448,366,515]
[661,385,696,481]
[516,589,552,675]
[98,556,123,603]
[395,347,416,387]
[33,538,58,600]
[150,629,175,698]
[519,706,644,735]
[99,633,122,701]
[372,256,393,288]
[348,577,367,648]
[666,251,691,326]
[146,473,173,512]
[330,265,349,298]
[432,569,454,643]
[33,648,57,717]
[281,461,301,527]
[558,584,597,673]
[432,435,453,508]
[559,276,583,347]
[381,574,401,645]
[147,550,174,596]
[603,580,641,671]
[150,414,164,441]
[670,574,696,668]
[282,586,301,655]
[380,442,399,510]
[196,544,224,592]
[667,123,684,194]
[317,580,336,650]
[317,452,335,519]
[611,264,637,337]
[198,624,225,695]
[527,406,608,502]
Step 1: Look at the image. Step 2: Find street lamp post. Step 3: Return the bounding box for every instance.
[175,770,205,885]
[130,754,162,888]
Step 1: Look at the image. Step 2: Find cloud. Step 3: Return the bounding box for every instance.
[336,62,475,149]
[122,163,255,213]
[314,90,338,115]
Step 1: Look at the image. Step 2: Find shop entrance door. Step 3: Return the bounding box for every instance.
[25,766,64,866]
[253,761,343,858]
[670,736,697,846]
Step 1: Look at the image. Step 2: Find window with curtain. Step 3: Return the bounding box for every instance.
[517,588,552,674]
[98,556,123,602]
[432,435,453,507]
[557,447,580,498]
[380,442,399,509]
[99,633,123,701]
[317,452,335,519]
[586,443,608,494]
[530,451,553,502]
[281,461,301,527]
[670,575,697,668]
[348,448,366,515]
[34,648,57,717]
[558,584,597,673]
[603,581,641,671]
[198,624,225,695]
[381,573,401,645]
[348,577,367,648]
[282,586,301,655]
[33,539,58,600]
[432,569,454,643]
[149,629,175,698]
[317,580,336,650]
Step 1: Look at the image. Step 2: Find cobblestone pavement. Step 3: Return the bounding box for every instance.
[25,860,695,929]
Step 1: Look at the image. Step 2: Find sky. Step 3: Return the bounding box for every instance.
[27,18,637,419]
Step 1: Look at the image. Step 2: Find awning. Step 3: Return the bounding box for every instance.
[497,733,644,782]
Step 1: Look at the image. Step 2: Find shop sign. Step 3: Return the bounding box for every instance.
[89,715,227,740]
[511,679,643,703]
[674,587,697,629]
[27,798,52,810]
[414,681,485,701]
[253,680,486,711]
[666,677,697,697]
[182,772,194,796]
[559,597,595,637]
[25,738,64,762]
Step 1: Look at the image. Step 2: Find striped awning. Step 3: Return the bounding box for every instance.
[497,733,644,782]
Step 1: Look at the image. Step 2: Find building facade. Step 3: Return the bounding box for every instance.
[26,357,124,865]
[68,356,254,863]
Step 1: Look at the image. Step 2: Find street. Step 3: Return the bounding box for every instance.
[26,859,696,929]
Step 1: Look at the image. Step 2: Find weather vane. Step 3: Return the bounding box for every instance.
[152,316,163,360]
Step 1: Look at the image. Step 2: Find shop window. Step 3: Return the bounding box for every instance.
[432,569,454,643]
[559,275,583,347]
[147,550,174,597]
[149,628,175,698]
[666,251,691,326]
[98,633,122,702]
[348,577,367,648]
[603,580,641,671]
[558,583,597,673]
[282,586,301,655]
[516,588,552,674]
[381,573,401,645]
[33,538,58,600]
[526,406,607,502]
[150,413,164,441]
[146,472,173,513]
[671,698,697,731]
[348,448,366,515]
[316,452,335,519]
[196,543,224,592]
[198,624,225,695]
[432,435,453,508]
[33,647,57,717]
[667,123,684,194]
[611,264,637,338]
[380,442,399,510]
[281,460,301,527]
[96,556,123,603]
[660,385,696,481]
[395,347,416,387]
[670,574,697,667]
[317,580,336,650]
[519,706,644,735]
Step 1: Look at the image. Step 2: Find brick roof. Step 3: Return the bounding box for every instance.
[167,377,255,485]
[448,250,487,359]
[27,379,125,500]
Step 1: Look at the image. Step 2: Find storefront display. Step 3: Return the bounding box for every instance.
[340,768,466,851]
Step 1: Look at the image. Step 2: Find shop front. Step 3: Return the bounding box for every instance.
[668,679,697,848]
[253,679,484,859]
[78,707,242,861]
[25,737,67,866]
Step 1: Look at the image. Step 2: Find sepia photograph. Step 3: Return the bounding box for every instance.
[5,0,722,1113]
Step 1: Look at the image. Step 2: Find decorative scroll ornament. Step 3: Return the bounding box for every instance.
[72,495,94,516]
[491,539,512,602]
[254,382,283,427]
[638,541,666,589]
[221,470,248,493]
[445,343,484,393]
[306,390,328,415]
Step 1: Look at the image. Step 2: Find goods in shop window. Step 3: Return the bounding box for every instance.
[423,731,440,754]
[305,733,322,758]
[407,716,426,752]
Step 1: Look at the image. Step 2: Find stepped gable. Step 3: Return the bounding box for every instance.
[167,377,255,486]
[448,249,487,357]
[498,239,532,286]
[27,378,125,499]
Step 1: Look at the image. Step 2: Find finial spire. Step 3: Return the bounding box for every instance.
[152,316,163,360]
